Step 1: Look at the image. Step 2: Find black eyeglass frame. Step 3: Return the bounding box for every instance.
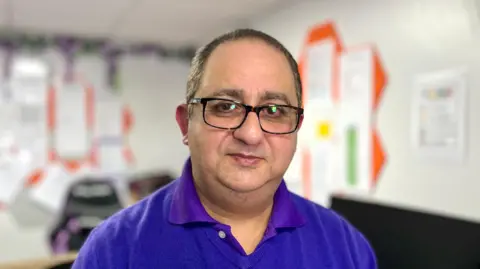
[189,97,304,135]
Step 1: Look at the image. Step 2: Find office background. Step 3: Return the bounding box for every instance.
[0,0,479,265]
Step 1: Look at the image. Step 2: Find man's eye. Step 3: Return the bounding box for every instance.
[266,106,281,115]
[214,102,238,112]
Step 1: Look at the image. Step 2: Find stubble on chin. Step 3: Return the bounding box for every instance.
[216,159,275,191]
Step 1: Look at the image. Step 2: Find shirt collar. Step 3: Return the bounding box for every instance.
[168,157,306,229]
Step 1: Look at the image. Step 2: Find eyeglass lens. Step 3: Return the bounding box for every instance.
[203,99,298,133]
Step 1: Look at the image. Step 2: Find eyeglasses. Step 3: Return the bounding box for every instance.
[189,97,303,134]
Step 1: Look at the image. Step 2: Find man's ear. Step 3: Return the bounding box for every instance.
[176,104,189,145]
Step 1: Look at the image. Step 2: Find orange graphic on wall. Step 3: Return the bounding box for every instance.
[25,77,135,187]
[298,20,387,197]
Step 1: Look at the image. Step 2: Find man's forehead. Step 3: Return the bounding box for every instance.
[205,39,289,70]
[212,38,273,54]
[198,40,296,102]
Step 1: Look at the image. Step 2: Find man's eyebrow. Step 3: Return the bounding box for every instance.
[260,91,292,105]
[207,88,293,105]
[210,88,244,99]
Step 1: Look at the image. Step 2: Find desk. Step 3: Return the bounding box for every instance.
[0,253,77,269]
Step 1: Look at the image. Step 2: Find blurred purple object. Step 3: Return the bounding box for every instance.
[128,43,159,55]
[0,39,18,79]
[55,36,80,82]
[52,217,81,254]
[52,230,70,254]
[102,43,123,90]
[66,217,81,233]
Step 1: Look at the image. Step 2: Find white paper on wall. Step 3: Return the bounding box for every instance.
[310,142,334,207]
[7,57,50,168]
[97,139,128,173]
[298,99,339,204]
[94,98,123,139]
[0,149,32,205]
[305,39,335,104]
[411,68,467,163]
[54,83,89,159]
[337,47,374,193]
[16,103,48,168]
[10,57,49,104]
[29,164,76,212]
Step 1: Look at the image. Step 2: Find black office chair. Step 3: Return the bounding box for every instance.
[48,177,126,254]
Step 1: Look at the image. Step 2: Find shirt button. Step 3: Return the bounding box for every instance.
[218,230,226,239]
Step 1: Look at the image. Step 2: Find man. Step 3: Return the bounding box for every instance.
[73,29,377,268]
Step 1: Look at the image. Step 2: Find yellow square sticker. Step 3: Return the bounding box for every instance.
[316,121,331,139]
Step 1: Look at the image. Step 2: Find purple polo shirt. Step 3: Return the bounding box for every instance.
[73,158,377,268]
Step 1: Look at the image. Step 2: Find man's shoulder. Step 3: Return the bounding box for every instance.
[289,192,345,227]
[95,181,176,239]
[72,181,177,268]
[289,191,367,236]
[289,192,377,268]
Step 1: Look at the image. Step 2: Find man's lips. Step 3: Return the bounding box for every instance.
[228,154,263,166]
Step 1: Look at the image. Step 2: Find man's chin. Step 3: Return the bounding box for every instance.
[223,181,266,194]
[220,172,272,193]
[216,160,273,192]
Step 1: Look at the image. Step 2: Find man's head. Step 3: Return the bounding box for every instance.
[176,29,303,199]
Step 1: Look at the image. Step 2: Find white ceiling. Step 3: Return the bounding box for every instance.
[0,0,298,47]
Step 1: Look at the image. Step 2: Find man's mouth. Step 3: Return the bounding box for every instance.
[228,153,263,166]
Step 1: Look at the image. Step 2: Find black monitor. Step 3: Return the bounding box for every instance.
[330,195,480,269]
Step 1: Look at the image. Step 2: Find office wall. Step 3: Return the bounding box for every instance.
[0,53,190,262]
[249,0,480,221]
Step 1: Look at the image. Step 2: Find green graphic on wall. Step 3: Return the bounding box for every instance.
[346,126,358,187]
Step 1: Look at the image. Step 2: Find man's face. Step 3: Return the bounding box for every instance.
[178,39,301,194]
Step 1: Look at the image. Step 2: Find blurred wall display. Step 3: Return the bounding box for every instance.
[12,57,49,172]
[411,68,467,163]
[0,33,194,92]
[0,38,137,216]
[52,79,91,161]
[94,91,134,173]
[0,146,32,205]
[30,164,76,212]
[0,57,48,205]
[294,21,388,204]
[29,77,135,213]
[336,46,385,193]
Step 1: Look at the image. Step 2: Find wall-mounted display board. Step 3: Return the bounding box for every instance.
[290,21,388,205]
[411,68,467,164]
[26,74,135,213]
[0,64,135,228]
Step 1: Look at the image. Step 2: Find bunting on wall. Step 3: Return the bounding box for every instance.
[296,21,388,202]
[0,32,197,92]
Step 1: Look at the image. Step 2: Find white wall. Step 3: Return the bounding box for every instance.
[249,0,480,221]
[0,53,190,262]
[4,0,480,262]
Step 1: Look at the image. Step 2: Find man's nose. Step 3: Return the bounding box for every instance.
[232,112,264,145]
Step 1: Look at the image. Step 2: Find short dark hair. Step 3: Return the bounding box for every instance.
[186,28,303,109]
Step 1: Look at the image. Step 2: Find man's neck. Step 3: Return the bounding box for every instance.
[197,186,274,224]
[200,192,273,255]
[194,183,276,254]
